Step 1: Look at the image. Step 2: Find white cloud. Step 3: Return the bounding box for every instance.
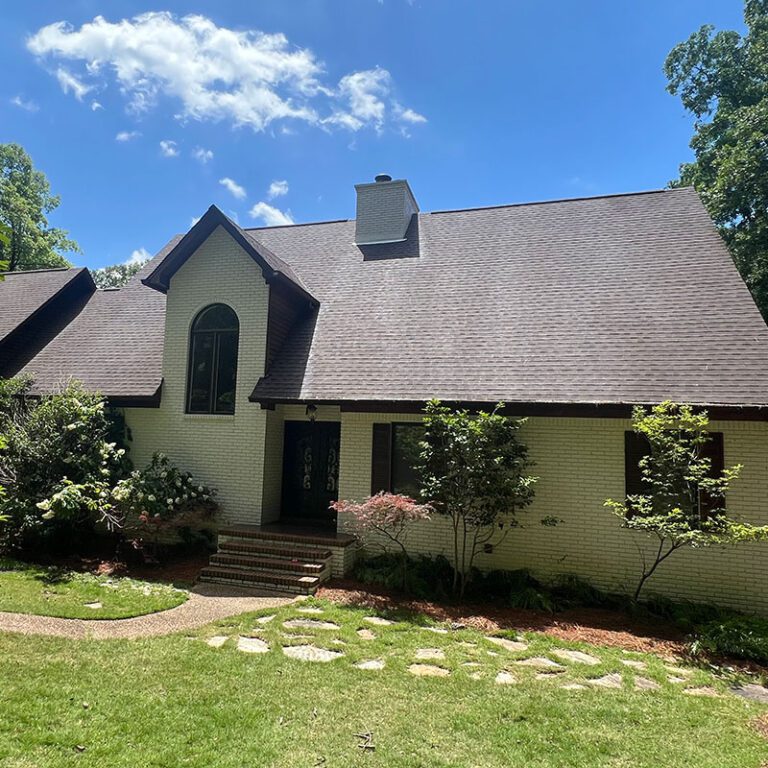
[219,177,246,199]
[115,130,140,141]
[159,139,179,157]
[10,95,39,112]
[249,201,294,227]
[54,66,91,100]
[90,100,103,111]
[125,247,150,265]
[190,215,201,227]
[395,104,427,124]
[26,12,425,134]
[267,179,289,199]
[193,146,213,163]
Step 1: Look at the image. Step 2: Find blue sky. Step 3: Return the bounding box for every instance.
[0,1,746,269]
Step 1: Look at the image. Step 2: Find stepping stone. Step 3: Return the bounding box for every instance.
[552,649,600,666]
[634,677,661,691]
[486,651,499,657]
[364,616,393,626]
[296,607,324,614]
[487,636,528,653]
[561,683,587,691]
[667,676,687,684]
[458,641,477,648]
[283,619,340,630]
[588,673,623,689]
[462,662,481,668]
[237,636,270,654]
[206,635,229,648]
[620,659,647,670]
[281,633,313,640]
[331,639,346,646]
[683,686,721,698]
[470,671,483,680]
[512,657,563,669]
[282,645,344,663]
[84,602,102,609]
[495,671,517,685]
[355,659,385,671]
[415,648,445,661]
[255,614,276,624]
[425,626,449,634]
[408,664,450,677]
[732,683,768,704]
[664,665,691,677]
[357,629,376,640]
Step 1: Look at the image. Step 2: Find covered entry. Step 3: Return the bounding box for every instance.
[280,420,340,527]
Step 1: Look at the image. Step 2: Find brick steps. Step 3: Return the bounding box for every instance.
[199,525,341,595]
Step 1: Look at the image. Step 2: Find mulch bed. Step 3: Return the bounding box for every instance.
[318,579,687,656]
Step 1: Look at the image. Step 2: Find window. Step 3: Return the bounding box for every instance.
[186,304,239,414]
[624,430,725,515]
[371,422,424,498]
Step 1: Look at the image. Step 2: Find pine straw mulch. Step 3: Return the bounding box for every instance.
[318,580,687,656]
[752,713,768,741]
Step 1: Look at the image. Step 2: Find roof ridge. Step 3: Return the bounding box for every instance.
[428,187,691,217]
[244,218,350,232]
[0,266,80,275]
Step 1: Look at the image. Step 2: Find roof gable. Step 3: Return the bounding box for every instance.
[141,205,317,305]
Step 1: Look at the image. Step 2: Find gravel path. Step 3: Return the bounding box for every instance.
[0,583,293,640]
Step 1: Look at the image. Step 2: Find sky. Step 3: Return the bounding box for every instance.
[0,1,747,270]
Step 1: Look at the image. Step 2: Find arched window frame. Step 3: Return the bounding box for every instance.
[185,303,240,415]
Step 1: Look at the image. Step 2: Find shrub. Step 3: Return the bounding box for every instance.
[690,615,768,664]
[0,379,128,553]
[332,492,432,590]
[350,552,454,600]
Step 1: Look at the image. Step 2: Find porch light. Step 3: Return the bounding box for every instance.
[305,403,318,422]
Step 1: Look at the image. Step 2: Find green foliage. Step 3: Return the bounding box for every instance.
[419,400,537,597]
[91,259,148,289]
[0,144,78,271]
[605,401,768,599]
[0,379,128,552]
[690,614,768,663]
[351,552,455,600]
[665,1,768,319]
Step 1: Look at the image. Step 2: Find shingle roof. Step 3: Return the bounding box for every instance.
[0,268,87,342]
[11,186,768,408]
[249,187,768,407]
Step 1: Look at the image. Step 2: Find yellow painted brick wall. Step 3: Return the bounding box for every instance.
[123,226,270,526]
[339,411,768,614]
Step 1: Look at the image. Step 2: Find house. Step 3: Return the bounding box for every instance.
[2,175,768,610]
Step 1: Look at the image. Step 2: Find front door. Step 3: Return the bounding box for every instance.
[281,421,341,526]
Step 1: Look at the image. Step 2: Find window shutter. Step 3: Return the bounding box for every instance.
[371,423,392,494]
[624,431,650,497]
[700,432,725,517]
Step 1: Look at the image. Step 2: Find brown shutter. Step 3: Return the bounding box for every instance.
[700,432,725,517]
[371,423,392,494]
[624,431,650,497]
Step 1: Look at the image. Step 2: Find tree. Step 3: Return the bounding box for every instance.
[418,400,537,598]
[605,401,768,600]
[91,260,148,289]
[665,1,768,319]
[0,144,78,271]
[331,492,432,590]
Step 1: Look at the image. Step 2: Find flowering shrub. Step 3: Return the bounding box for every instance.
[331,492,432,590]
[111,453,217,559]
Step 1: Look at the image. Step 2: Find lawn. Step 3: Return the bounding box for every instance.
[0,559,188,619]
[0,597,765,767]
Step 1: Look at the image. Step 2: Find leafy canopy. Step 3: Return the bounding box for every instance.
[665,0,768,318]
[91,259,148,289]
[605,401,768,599]
[419,400,537,597]
[0,143,78,271]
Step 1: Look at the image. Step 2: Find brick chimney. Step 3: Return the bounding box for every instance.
[354,174,419,245]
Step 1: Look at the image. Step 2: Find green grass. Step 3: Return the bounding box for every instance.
[0,559,188,619]
[0,598,765,767]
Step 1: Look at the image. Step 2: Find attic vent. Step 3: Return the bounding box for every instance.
[354,175,419,245]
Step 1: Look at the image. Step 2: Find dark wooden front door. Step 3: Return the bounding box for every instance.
[281,421,340,526]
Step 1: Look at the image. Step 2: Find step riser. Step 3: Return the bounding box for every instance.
[218,540,333,562]
[218,535,333,558]
[199,575,317,595]
[209,554,328,575]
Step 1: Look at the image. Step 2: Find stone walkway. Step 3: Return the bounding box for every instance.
[0,583,292,640]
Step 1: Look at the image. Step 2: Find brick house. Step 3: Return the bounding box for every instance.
[3,175,768,608]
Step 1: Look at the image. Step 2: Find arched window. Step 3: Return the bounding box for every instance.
[186,304,239,414]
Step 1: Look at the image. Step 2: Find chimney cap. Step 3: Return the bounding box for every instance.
[374,173,392,183]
